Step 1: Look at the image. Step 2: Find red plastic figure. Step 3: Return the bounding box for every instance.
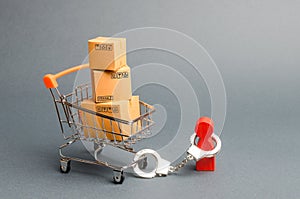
[195,117,215,171]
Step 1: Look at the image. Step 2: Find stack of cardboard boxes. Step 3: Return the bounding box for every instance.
[80,37,140,141]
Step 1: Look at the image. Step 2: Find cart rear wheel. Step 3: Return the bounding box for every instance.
[60,159,71,173]
[113,170,125,184]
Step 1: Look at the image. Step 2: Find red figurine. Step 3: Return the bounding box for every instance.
[195,117,215,171]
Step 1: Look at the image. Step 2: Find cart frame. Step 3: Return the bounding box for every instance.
[44,64,155,183]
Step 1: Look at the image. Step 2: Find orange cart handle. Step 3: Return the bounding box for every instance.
[43,63,89,88]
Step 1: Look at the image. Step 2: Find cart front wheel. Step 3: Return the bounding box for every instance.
[60,159,71,173]
[113,170,125,184]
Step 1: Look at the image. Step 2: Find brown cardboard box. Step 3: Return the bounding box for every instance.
[78,103,105,139]
[79,96,141,141]
[88,37,126,71]
[91,65,132,103]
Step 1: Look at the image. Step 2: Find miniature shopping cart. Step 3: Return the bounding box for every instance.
[43,64,222,184]
[43,64,156,183]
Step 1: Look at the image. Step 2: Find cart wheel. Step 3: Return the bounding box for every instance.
[113,170,125,184]
[60,159,71,173]
[138,157,148,170]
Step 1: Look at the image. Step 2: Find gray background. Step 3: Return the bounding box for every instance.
[0,0,299,198]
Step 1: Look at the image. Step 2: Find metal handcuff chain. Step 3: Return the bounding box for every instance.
[132,133,222,178]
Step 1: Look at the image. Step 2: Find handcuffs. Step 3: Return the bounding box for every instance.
[132,133,222,178]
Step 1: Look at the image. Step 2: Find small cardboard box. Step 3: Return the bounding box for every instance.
[79,96,141,141]
[91,65,132,103]
[88,37,126,71]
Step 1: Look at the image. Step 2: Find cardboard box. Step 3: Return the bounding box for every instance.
[78,103,105,139]
[88,37,126,71]
[91,65,132,103]
[79,96,141,141]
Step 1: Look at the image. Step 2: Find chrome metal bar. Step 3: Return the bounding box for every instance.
[50,89,65,136]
